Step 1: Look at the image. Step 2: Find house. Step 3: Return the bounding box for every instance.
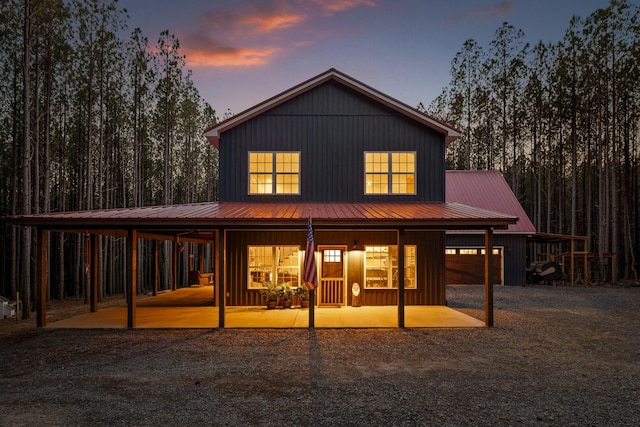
[445,170,536,286]
[8,69,517,328]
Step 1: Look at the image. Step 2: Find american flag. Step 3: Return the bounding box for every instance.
[303,215,318,291]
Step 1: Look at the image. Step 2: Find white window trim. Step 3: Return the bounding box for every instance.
[248,151,301,195]
[247,245,301,290]
[364,245,417,289]
[364,151,417,195]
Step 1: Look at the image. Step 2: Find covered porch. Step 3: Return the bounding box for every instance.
[8,201,517,329]
[45,285,485,328]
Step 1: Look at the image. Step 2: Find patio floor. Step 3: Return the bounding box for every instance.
[46,286,486,329]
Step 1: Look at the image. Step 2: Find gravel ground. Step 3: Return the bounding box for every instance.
[0,284,639,426]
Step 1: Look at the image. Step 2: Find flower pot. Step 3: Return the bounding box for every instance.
[300,299,309,308]
[282,300,292,309]
[266,300,277,309]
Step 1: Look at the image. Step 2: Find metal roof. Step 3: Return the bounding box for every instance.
[203,68,462,147]
[445,170,536,234]
[7,202,517,231]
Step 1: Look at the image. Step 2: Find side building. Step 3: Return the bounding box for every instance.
[445,170,536,286]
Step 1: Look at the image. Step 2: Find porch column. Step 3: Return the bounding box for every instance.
[172,239,178,291]
[570,237,575,286]
[485,227,494,327]
[397,229,405,328]
[37,227,47,328]
[90,234,99,312]
[126,228,138,328]
[153,240,159,296]
[217,229,225,327]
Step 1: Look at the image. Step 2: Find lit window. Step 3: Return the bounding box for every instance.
[249,152,300,194]
[364,245,417,289]
[445,248,457,255]
[365,152,415,194]
[459,249,478,255]
[248,246,300,289]
[323,249,341,263]
[480,249,500,255]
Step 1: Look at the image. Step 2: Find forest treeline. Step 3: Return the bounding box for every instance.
[1,0,638,318]
[0,0,220,315]
[424,0,639,282]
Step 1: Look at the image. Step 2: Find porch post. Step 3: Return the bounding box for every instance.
[172,239,178,291]
[570,237,575,286]
[485,227,494,327]
[153,240,159,296]
[126,228,138,328]
[90,234,98,312]
[36,227,47,328]
[397,229,405,328]
[309,290,315,328]
[217,229,225,327]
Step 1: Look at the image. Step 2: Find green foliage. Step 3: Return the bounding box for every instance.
[429,0,640,278]
[0,0,222,301]
[428,0,640,280]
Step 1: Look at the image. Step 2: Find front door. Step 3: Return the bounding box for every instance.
[319,246,346,306]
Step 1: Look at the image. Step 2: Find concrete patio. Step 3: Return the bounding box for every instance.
[46,286,486,329]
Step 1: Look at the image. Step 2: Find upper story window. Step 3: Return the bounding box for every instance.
[249,152,300,195]
[365,152,416,195]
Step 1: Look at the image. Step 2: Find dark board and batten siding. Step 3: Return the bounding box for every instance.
[225,230,446,307]
[218,81,446,203]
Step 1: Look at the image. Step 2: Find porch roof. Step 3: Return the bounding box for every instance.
[7,202,517,235]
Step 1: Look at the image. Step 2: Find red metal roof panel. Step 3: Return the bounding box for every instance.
[7,201,517,229]
[446,170,536,233]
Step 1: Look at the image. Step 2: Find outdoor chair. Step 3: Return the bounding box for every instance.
[188,270,214,287]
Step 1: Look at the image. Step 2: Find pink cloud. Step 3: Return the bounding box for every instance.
[313,0,377,14]
[181,33,279,67]
[187,47,279,67]
[448,1,515,23]
[181,0,376,68]
[201,4,307,36]
[239,12,304,33]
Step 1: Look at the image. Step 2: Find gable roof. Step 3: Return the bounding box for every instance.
[445,170,536,234]
[204,68,461,148]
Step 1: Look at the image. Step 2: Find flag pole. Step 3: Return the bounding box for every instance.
[304,208,317,328]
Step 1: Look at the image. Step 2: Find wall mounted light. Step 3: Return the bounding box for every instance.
[352,240,361,250]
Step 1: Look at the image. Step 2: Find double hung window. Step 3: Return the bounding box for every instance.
[249,152,300,194]
[365,152,416,195]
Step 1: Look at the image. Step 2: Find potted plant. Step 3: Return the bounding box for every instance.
[295,285,310,308]
[260,282,279,309]
[278,283,294,309]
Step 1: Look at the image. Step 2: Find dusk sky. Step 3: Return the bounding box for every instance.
[118,0,613,118]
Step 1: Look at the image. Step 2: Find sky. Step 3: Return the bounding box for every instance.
[117,0,613,118]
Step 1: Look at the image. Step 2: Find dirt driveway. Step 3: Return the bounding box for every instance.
[1,285,638,426]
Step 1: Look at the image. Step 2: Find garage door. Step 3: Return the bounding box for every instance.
[446,247,503,285]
